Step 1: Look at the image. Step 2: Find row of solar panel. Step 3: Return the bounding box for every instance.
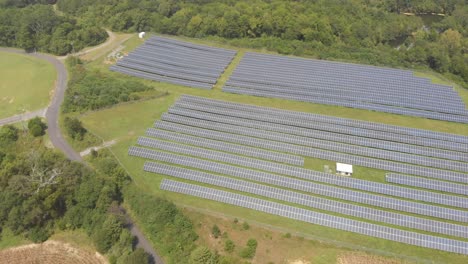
[110,66,213,89]
[147,162,468,238]
[150,36,237,55]
[141,130,304,166]
[124,57,219,78]
[238,55,455,95]
[160,112,468,178]
[124,51,225,75]
[230,67,458,99]
[168,106,468,162]
[133,47,228,73]
[178,95,468,144]
[136,45,233,69]
[160,179,468,255]
[227,53,468,122]
[116,61,218,84]
[223,86,468,124]
[112,36,236,90]
[153,121,468,184]
[174,99,468,151]
[137,136,468,209]
[386,174,468,196]
[243,52,415,77]
[226,80,465,115]
[129,146,468,222]
[142,42,235,62]
[168,106,467,162]
[227,77,462,108]
[166,109,468,172]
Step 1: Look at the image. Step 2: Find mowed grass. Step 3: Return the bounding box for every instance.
[0,51,56,119]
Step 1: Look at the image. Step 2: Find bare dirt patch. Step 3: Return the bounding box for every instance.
[0,240,107,264]
[337,252,405,264]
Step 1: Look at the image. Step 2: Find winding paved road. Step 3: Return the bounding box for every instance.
[0,43,163,263]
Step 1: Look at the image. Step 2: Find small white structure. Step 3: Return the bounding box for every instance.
[336,163,353,176]
[138,32,146,39]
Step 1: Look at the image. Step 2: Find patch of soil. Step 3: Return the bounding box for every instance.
[337,252,404,264]
[0,240,107,264]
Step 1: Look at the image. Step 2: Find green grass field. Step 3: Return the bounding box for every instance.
[79,35,468,263]
[0,52,56,119]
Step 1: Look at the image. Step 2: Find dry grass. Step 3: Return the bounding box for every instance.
[185,209,411,264]
[337,252,407,264]
[0,240,107,264]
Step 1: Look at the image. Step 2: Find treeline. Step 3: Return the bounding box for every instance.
[62,58,153,113]
[56,0,467,86]
[0,126,209,263]
[0,3,107,55]
[0,127,148,262]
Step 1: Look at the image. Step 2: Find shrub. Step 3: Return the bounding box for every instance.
[28,117,47,137]
[212,224,221,238]
[224,239,235,253]
[122,248,150,264]
[239,239,257,259]
[64,117,87,140]
[0,125,19,144]
[242,222,250,230]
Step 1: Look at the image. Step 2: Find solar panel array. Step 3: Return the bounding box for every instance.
[165,108,468,172]
[110,36,236,89]
[179,95,468,144]
[223,52,468,123]
[161,179,468,255]
[135,137,468,209]
[386,174,468,196]
[155,120,468,184]
[147,162,468,238]
[140,130,303,166]
[127,95,468,255]
[128,146,468,222]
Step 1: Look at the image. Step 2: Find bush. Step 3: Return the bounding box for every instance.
[92,215,123,253]
[224,239,235,253]
[63,117,87,141]
[122,248,150,264]
[0,125,19,144]
[28,117,47,137]
[190,246,213,264]
[239,239,257,259]
[212,224,221,238]
[242,222,250,230]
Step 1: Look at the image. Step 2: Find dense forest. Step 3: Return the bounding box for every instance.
[55,0,467,85]
[0,125,205,263]
[0,2,107,55]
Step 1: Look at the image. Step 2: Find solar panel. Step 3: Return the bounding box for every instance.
[128,146,468,222]
[147,162,468,238]
[160,179,468,255]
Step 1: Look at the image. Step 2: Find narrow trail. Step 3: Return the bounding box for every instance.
[0,108,46,126]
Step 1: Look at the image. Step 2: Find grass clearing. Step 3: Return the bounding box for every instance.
[79,35,468,263]
[187,209,408,264]
[80,111,468,263]
[0,229,29,250]
[0,51,56,119]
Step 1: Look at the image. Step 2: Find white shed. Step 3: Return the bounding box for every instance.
[138,32,146,39]
[336,163,353,176]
